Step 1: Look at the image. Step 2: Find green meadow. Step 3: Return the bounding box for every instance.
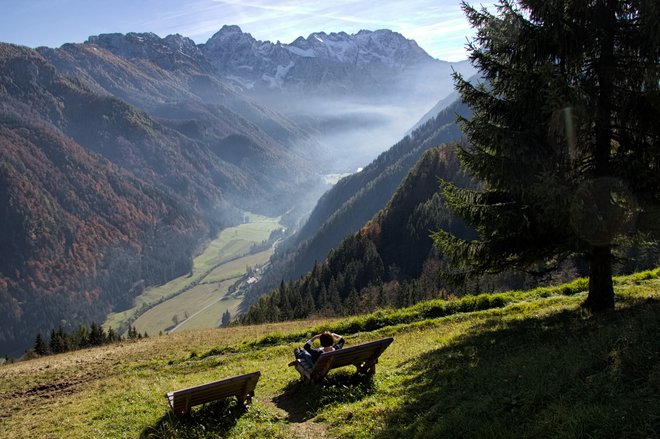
[3,269,659,438]
[104,214,281,336]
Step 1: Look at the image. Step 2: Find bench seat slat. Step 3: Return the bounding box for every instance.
[165,371,260,416]
[169,372,259,395]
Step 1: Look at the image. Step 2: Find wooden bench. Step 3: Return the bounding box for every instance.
[289,337,394,382]
[165,371,261,417]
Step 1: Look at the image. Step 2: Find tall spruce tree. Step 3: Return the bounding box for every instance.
[434,0,660,311]
[34,333,49,356]
[221,309,231,327]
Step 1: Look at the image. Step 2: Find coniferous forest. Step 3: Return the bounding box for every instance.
[27,322,146,360]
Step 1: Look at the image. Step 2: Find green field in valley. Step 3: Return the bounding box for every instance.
[104,214,281,336]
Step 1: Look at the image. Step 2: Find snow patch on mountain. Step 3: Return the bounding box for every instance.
[286,45,315,58]
[262,61,295,88]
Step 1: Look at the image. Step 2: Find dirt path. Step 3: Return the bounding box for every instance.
[261,396,329,438]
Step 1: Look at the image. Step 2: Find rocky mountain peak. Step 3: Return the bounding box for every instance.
[204,25,259,51]
[85,31,211,73]
[163,33,199,52]
[216,24,246,37]
[199,26,443,94]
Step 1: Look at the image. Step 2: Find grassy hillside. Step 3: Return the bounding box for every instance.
[2,269,659,438]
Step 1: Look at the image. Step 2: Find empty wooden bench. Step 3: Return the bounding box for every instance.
[165,371,261,417]
[289,337,394,382]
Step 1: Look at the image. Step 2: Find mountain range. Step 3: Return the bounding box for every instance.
[0,26,472,355]
[83,26,475,172]
[201,25,462,95]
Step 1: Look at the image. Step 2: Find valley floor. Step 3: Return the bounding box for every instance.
[1,269,659,438]
[104,213,282,336]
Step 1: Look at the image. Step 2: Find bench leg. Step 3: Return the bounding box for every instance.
[176,394,192,417]
[355,362,376,375]
[237,390,255,408]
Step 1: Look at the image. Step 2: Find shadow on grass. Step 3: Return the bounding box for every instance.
[274,371,376,422]
[372,300,660,439]
[140,398,247,438]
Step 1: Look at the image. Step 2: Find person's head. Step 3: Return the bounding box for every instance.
[319,331,334,347]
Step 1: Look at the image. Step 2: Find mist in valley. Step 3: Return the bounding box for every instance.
[284,97,437,172]
[254,63,471,175]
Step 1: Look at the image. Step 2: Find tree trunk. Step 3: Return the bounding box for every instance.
[583,245,614,311]
[583,1,617,313]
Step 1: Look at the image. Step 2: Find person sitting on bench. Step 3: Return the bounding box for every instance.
[293,331,344,369]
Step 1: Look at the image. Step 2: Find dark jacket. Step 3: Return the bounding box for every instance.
[304,337,345,363]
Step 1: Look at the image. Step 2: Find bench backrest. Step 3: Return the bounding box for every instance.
[311,337,394,380]
[166,371,260,416]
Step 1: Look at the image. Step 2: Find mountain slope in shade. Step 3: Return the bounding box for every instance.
[37,37,323,214]
[240,145,475,323]
[242,98,470,308]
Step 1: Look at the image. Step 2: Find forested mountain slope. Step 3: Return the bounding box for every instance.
[0,44,245,354]
[241,145,475,323]
[242,99,469,308]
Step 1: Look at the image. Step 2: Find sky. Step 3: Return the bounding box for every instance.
[0,0,495,61]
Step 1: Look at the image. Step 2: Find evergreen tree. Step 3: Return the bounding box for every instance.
[107,326,118,343]
[345,289,360,315]
[49,326,68,354]
[73,324,89,349]
[221,309,231,327]
[34,333,49,356]
[276,281,292,320]
[88,323,106,346]
[434,0,660,311]
[301,289,315,316]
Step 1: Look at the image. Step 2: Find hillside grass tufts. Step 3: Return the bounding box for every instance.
[1,268,658,438]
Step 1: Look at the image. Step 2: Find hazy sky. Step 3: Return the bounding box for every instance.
[0,0,495,61]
